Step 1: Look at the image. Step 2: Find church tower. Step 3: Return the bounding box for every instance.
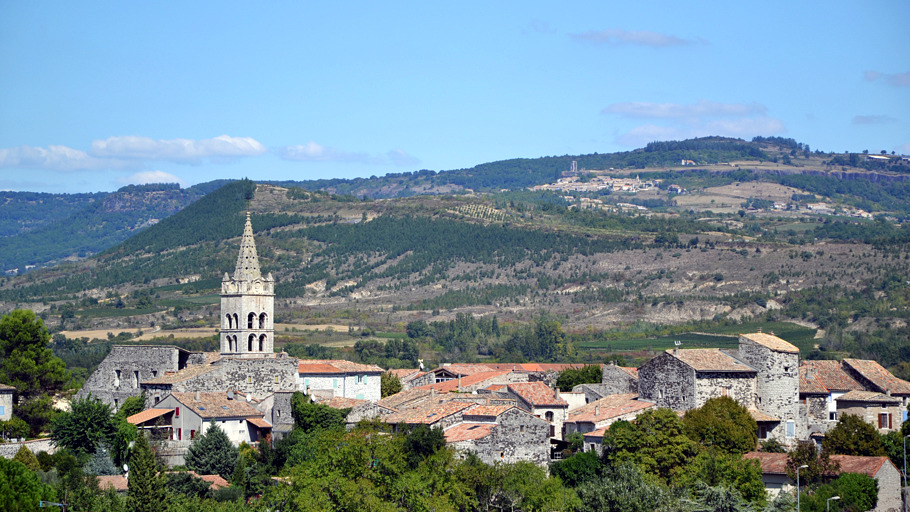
[220,212,275,357]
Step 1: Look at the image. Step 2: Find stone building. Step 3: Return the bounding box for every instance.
[444,405,551,466]
[503,381,569,439]
[298,359,384,401]
[0,383,13,422]
[219,212,275,357]
[835,390,903,432]
[735,333,802,444]
[563,393,653,436]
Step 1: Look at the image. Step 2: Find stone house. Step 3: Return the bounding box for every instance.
[800,360,865,423]
[413,370,517,394]
[744,451,903,512]
[600,364,639,395]
[0,383,13,421]
[298,360,383,401]
[736,333,802,445]
[445,405,550,466]
[504,382,569,439]
[385,369,425,390]
[380,400,478,432]
[563,393,654,437]
[143,391,272,444]
[638,348,758,411]
[835,390,903,433]
[799,365,830,439]
[842,358,910,421]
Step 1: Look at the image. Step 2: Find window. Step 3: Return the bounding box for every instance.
[133,371,139,389]
[829,412,838,421]
[151,370,157,378]
[190,430,196,439]
[274,376,279,384]
[786,420,795,438]
[114,370,121,388]
[879,413,891,429]
[545,411,554,422]
[520,425,525,433]
[175,407,180,418]
[758,426,768,440]
[248,376,253,384]
[363,375,368,385]
[177,428,182,441]
[259,312,267,329]
[248,312,255,329]
[333,378,339,388]
[0,406,4,416]
[154,395,160,404]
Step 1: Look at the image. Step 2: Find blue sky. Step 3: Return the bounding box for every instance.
[1,1,908,193]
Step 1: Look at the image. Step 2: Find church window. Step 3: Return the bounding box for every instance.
[259,334,266,351]
[248,313,256,329]
[259,313,267,329]
[226,314,233,329]
[233,314,239,328]
[249,334,256,352]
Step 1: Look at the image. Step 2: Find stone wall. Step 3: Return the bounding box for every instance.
[77,345,187,410]
[175,356,299,400]
[873,460,903,512]
[638,352,696,410]
[837,401,903,433]
[737,338,801,444]
[804,396,828,424]
[693,372,757,409]
[452,408,550,466]
[601,364,638,395]
[0,438,57,459]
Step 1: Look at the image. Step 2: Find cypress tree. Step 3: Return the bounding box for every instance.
[126,434,165,512]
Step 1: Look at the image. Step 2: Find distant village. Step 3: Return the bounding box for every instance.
[3,213,907,510]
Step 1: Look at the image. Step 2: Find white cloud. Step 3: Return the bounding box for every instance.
[603,100,766,119]
[572,28,703,47]
[864,70,910,87]
[118,170,187,187]
[852,115,897,125]
[604,100,785,147]
[278,142,418,167]
[0,144,120,171]
[91,135,266,163]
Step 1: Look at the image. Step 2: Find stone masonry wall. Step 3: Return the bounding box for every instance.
[638,352,696,410]
[736,339,801,444]
[693,372,757,409]
[175,356,299,399]
[77,345,183,410]
[601,364,638,395]
[459,408,550,466]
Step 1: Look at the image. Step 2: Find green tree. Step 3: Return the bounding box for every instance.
[50,396,117,457]
[404,423,446,468]
[290,392,347,432]
[12,446,40,472]
[554,365,603,392]
[549,450,603,488]
[0,457,56,512]
[576,461,673,512]
[126,434,166,512]
[602,408,698,482]
[822,414,886,456]
[682,396,758,455]
[786,441,839,489]
[184,422,238,479]
[675,449,767,506]
[800,472,878,512]
[380,371,402,398]
[114,395,146,420]
[0,417,30,439]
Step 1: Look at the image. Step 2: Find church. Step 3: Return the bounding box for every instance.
[77,213,381,413]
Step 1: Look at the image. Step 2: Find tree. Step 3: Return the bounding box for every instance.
[822,414,886,456]
[786,441,839,489]
[126,434,165,512]
[184,422,238,479]
[12,446,40,472]
[576,461,672,512]
[290,392,347,432]
[674,449,767,506]
[549,450,603,488]
[554,365,602,392]
[0,457,56,512]
[682,396,758,455]
[114,395,146,420]
[380,371,402,398]
[50,396,117,457]
[602,408,698,482]
[800,472,878,512]
[404,423,445,468]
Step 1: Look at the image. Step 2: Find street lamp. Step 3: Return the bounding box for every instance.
[827,495,840,512]
[797,464,809,512]
[903,435,908,512]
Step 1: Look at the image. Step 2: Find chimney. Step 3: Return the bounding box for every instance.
[194,391,200,401]
[595,405,600,416]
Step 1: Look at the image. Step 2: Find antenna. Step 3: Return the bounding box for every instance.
[674,340,681,347]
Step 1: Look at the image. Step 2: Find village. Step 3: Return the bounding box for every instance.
[1,214,900,510]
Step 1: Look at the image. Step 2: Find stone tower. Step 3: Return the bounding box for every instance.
[220,213,275,357]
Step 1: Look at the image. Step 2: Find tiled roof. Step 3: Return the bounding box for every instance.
[835,390,901,403]
[801,360,864,392]
[126,408,173,425]
[842,359,910,395]
[435,363,597,374]
[170,392,264,419]
[247,417,273,429]
[0,383,16,391]
[313,396,368,410]
[444,423,496,442]
[669,349,756,373]
[298,359,384,374]
[739,332,799,354]
[799,366,828,394]
[386,369,424,381]
[381,401,475,425]
[415,371,511,393]
[377,388,435,411]
[747,408,779,422]
[620,367,639,378]
[463,405,514,418]
[583,426,609,440]
[168,471,231,490]
[97,475,128,491]
[142,364,217,384]
[744,452,893,478]
[507,382,568,407]
[567,393,652,423]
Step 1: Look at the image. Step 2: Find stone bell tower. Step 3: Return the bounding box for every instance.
[220,212,275,357]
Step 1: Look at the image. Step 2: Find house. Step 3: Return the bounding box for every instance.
[503,382,569,439]
[380,400,478,432]
[563,393,653,437]
[385,369,425,390]
[736,333,802,446]
[744,452,903,512]
[138,391,272,445]
[297,360,383,401]
[801,360,867,422]
[0,383,14,421]
[842,358,910,418]
[835,390,903,433]
[445,405,550,466]
[414,370,515,394]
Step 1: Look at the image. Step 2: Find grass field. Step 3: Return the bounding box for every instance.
[579,321,817,353]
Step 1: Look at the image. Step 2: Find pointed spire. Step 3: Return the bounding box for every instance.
[233,212,262,282]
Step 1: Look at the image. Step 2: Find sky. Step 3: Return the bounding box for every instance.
[1,2,908,194]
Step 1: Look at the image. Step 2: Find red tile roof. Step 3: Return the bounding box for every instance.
[747,408,779,422]
[744,452,893,478]
[801,360,864,392]
[97,475,128,491]
[799,366,828,394]
[415,371,511,393]
[567,393,653,423]
[583,426,609,440]
[386,369,424,381]
[126,408,173,425]
[298,359,384,374]
[835,390,901,403]
[247,417,273,429]
[669,349,756,372]
[507,382,568,407]
[444,423,496,442]
[463,405,514,418]
[740,332,799,354]
[381,401,475,425]
[842,358,910,395]
[170,392,264,419]
[314,396,368,409]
